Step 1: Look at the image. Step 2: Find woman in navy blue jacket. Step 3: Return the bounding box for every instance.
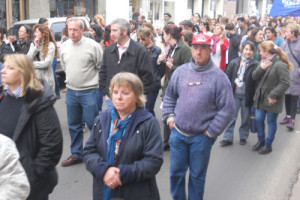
[83,72,163,200]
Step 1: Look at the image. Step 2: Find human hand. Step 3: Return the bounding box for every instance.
[157,53,166,63]
[168,119,175,130]
[7,35,16,43]
[268,98,277,105]
[260,61,272,70]
[34,37,39,48]
[166,58,174,69]
[103,167,122,189]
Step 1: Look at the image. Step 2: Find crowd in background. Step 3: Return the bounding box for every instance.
[0,10,300,200]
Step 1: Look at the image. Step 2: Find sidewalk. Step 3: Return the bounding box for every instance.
[289,130,300,200]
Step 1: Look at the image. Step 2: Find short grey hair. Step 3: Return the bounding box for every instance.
[111,18,130,36]
[68,17,84,30]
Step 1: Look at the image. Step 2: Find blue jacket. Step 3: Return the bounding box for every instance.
[83,108,163,200]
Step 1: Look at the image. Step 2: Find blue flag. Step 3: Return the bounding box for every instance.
[269,0,300,17]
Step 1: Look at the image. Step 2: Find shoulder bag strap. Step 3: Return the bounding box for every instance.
[287,41,300,66]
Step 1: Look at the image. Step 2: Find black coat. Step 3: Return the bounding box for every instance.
[0,81,63,200]
[227,33,241,65]
[83,108,163,200]
[0,43,14,62]
[148,45,162,91]
[226,57,259,107]
[99,39,154,96]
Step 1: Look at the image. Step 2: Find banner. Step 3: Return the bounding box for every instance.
[269,0,300,17]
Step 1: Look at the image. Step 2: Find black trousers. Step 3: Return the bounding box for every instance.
[285,94,298,119]
[163,121,171,148]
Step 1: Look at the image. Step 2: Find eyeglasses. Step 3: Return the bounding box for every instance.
[137,38,146,41]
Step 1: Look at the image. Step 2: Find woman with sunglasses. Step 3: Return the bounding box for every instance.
[138,27,162,116]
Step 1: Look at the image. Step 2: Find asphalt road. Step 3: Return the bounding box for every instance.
[49,92,300,200]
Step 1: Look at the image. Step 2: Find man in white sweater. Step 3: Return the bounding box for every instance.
[60,17,103,167]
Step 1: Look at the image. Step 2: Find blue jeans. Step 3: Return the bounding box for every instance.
[255,109,278,147]
[169,128,215,200]
[145,90,159,116]
[52,58,60,96]
[223,94,250,141]
[66,88,100,159]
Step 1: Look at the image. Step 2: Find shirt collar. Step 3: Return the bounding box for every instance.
[72,37,84,46]
[4,85,22,99]
[117,38,130,50]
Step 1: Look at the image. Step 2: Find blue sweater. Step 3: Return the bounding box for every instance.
[163,58,235,138]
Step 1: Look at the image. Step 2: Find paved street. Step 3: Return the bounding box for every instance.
[50,91,300,200]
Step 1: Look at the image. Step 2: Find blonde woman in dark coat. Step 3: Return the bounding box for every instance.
[252,41,292,154]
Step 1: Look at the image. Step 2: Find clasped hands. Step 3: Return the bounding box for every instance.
[103,167,122,189]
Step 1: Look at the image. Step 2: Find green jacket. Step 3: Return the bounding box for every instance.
[161,38,191,98]
[252,56,290,113]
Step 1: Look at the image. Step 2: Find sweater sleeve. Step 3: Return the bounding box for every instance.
[206,73,235,137]
[162,68,180,121]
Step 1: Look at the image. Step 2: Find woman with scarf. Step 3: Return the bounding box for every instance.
[220,41,259,146]
[15,25,33,54]
[157,24,191,151]
[252,41,291,154]
[83,72,163,200]
[211,24,229,71]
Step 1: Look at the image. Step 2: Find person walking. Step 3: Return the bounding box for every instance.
[220,41,259,146]
[252,41,292,154]
[60,17,103,167]
[279,23,300,131]
[163,33,235,200]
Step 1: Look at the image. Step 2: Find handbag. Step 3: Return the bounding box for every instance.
[250,106,257,133]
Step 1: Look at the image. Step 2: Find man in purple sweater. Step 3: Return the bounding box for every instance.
[163,34,235,200]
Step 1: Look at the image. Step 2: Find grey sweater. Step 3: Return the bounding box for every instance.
[60,37,103,91]
[163,58,235,138]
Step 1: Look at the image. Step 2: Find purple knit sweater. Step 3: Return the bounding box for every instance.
[163,58,235,138]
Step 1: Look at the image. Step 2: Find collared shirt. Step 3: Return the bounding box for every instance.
[117,39,130,61]
[72,37,83,46]
[3,85,22,99]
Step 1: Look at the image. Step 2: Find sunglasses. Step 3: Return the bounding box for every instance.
[138,38,146,41]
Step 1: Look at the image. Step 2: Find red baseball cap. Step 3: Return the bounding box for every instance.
[191,33,211,45]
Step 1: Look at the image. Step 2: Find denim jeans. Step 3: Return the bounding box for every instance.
[169,128,215,200]
[145,89,159,116]
[223,94,250,141]
[255,109,278,147]
[52,58,60,96]
[66,88,100,159]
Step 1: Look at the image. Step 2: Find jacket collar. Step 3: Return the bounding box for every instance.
[110,39,139,57]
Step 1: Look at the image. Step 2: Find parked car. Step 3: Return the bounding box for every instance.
[8,17,90,74]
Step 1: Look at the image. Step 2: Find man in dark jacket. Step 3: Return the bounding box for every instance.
[236,17,247,37]
[226,22,241,65]
[99,18,153,109]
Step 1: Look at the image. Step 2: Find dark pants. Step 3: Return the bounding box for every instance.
[52,58,60,96]
[145,89,159,116]
[285,94,298,119]
[163,122,171,148]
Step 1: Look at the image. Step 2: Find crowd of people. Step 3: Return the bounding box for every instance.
[0,11,300,200]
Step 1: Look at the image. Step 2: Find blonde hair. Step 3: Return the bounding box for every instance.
[259,41,294,71]
[214,24,227,44]
[94,14,105,26]
[4,54,44,96]
[109,72,145,108]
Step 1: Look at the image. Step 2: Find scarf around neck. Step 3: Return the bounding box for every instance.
[235,56,251,88]
[103,108,134,200]
[212,35,221,55]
